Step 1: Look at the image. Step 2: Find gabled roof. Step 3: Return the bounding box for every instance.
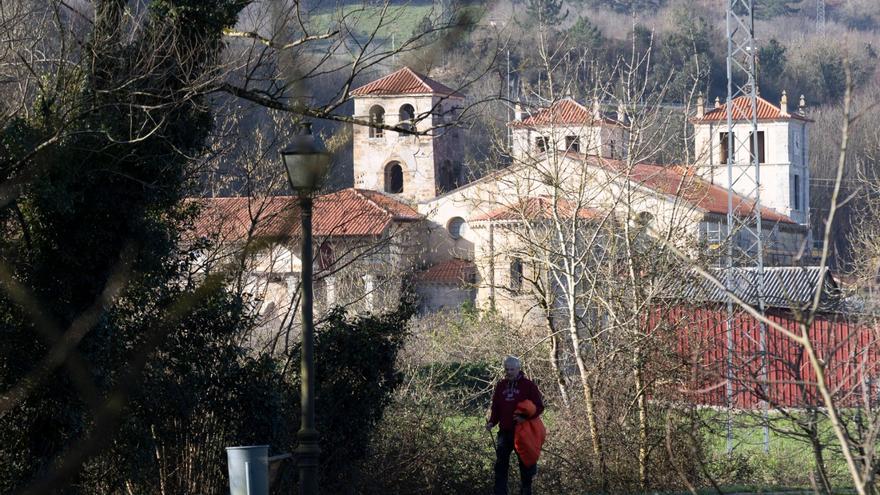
[469,196,604,222]
[692,95,812,123]
[509,98,621,128]
[416,258,476,285]
[621,162,796,224]
[350,67,464,97]
[574,157,795,225]
[190,188,422,241]
[674,266,839,311]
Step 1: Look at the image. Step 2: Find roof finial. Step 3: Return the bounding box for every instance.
[779,90,789,117]
[714,96,722,109]
[798,94,806,115]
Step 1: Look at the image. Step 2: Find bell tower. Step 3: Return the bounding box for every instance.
[351,67,465,202]
[692,91,812,224]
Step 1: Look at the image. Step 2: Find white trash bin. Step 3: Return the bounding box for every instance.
[226,445,269,495]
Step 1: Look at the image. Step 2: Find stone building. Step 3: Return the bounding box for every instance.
[195,67,815,324]
[192,188,424,336]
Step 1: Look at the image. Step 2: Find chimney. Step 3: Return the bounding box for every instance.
[714,96,722,109]
[617,100,626,123]
[592,98,601,120]
[779,90,790,117]
[514,102,523,121]
[798,94,806,116]
[696,93,705,119]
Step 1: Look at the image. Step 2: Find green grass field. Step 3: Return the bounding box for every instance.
[699,410,856,491]
[442,410,860,492]
[310,4,438,42]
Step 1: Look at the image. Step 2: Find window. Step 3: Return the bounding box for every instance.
[384,162,403,193]
[704,221,725,246]
[535,136,547,153]
[369,105,385,138]
[318,242,334,271]
[635,211,653,227]
[438,159,460,193]
[793,174,800,211]
[510,258,523,292]
[609,139,616,159]
[398,104,415,134]
[447,217,466,239]
[720,132,735,163]
[749,131,766,164]
[565,135,580,153]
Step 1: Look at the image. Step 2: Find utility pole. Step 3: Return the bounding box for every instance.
[725,0,770,454]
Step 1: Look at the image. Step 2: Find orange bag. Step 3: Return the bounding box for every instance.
[514,400,547,467]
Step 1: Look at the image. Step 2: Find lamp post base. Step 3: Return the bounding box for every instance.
[296,428,321,495]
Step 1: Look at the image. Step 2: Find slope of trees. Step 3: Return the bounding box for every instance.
[0,1,420,492]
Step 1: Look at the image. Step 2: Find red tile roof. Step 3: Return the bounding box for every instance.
[350,67,464,97]
[470,196,604,222]
[613,161,796,224]
[693,95,811,123]
[416,258,476,285]
[509,98,620,128]
[190,188,422,241]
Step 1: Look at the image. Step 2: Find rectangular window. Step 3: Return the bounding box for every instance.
[565,135,580,153]
[705,222,724,245]
[535,136,547,153]
[793,174,800,211]
[749,131,766,164]
[720,132,735,163]
[510,258,523,292]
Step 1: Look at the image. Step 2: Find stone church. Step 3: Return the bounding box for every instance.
[196,67,816,325]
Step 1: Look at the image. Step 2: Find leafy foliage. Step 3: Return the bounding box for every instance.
[0,1,306,493]
[294,303,413,491]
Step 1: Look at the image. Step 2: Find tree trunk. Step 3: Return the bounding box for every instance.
[543,310,570,407]
[807,413,834,495]
[567,293,607,490]
[634,346,648,491]
[550,327,570,407]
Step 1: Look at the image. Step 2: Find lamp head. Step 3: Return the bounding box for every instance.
[281,122,331,194]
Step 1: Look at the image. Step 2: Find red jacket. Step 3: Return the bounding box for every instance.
[514,399,547,467]
[488,372,543,431]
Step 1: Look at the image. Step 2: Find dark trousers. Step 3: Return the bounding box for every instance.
[494,429,537,495]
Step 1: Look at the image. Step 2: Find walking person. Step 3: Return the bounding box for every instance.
[485,356,544,495]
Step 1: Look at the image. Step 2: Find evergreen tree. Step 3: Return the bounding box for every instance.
[568,16,604,52]
[526,0,569,28]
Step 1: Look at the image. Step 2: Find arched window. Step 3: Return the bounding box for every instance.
[369,105,385,138]
[509,257,523,292]
[398,104,415,134]
[384,161,404,193]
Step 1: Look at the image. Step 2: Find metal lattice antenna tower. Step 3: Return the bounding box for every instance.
[817,0,826,34]
[725,0,769,454]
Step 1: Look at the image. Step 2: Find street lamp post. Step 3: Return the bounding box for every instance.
[281,123,330,495]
